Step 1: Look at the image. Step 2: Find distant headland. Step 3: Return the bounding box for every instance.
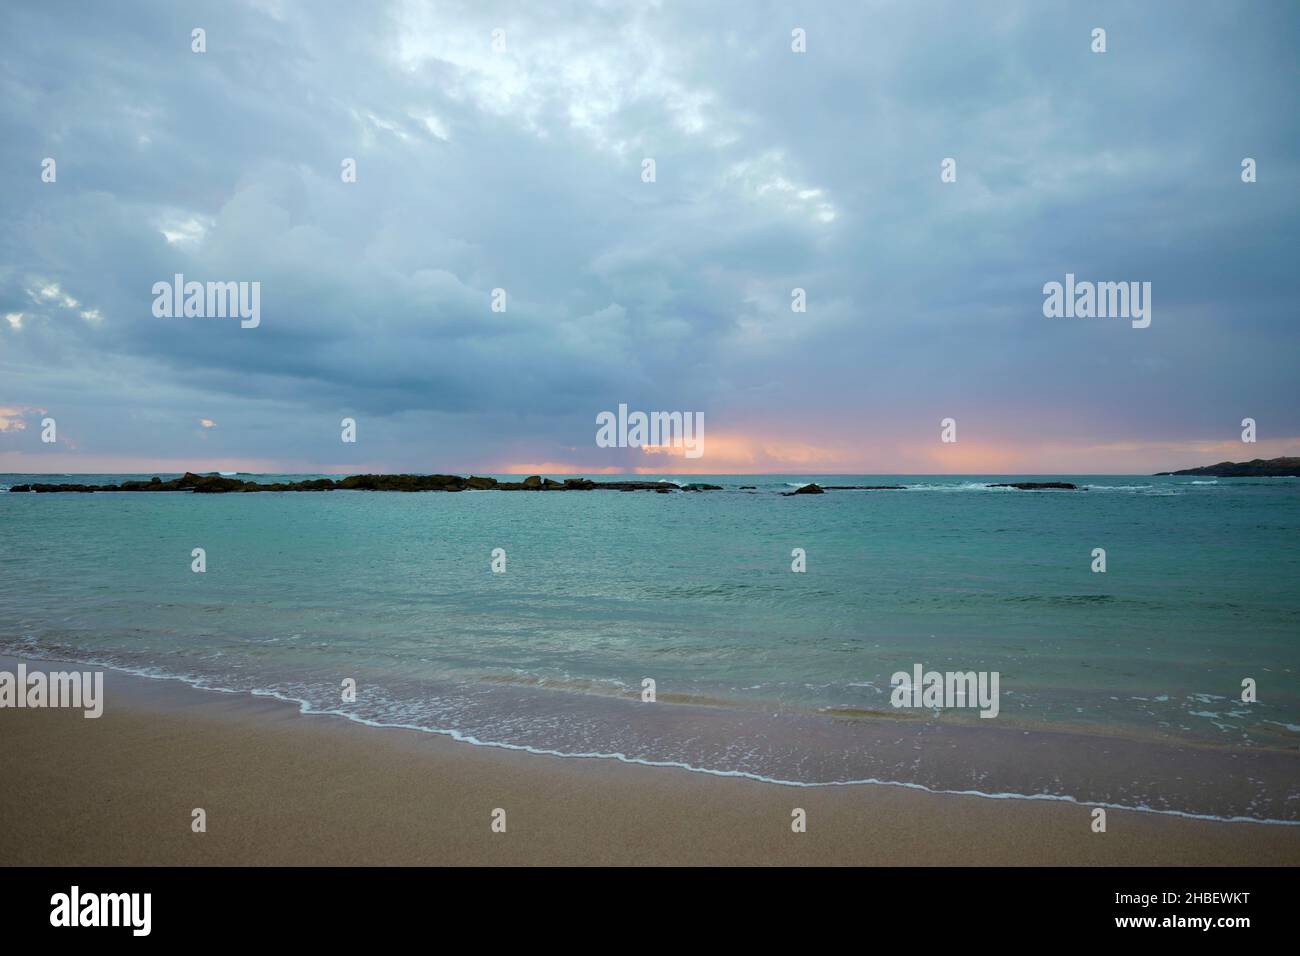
[1155,457,1300,477]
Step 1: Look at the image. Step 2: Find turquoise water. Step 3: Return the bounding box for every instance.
[2,473,1297,819]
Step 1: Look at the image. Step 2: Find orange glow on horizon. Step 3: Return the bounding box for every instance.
[494,433,1300,476]
[4,436,1296,477]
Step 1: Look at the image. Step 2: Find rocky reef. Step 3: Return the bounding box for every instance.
[7,472,713,494]
[987,482,1080,490]
[6,474,1098,495]
[4,474,1104,495]
[781,483,825,495]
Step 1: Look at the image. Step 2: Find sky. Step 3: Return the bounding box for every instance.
[1,0,1296,475]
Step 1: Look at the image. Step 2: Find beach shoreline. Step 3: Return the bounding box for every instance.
[2,655,1297,866]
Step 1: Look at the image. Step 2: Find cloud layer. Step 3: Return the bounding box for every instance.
[2,0,1297,473]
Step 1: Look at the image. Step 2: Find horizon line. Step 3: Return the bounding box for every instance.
[0,468,1268,478]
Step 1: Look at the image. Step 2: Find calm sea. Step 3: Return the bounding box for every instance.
[2,473,1297,821]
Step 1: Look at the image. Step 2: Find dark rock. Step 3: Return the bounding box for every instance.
[339,474,464,492]
[288,479,335,491]
[30,483,101,493]
[173,472,249,493]
[589,481,680,491]
[117,475,185,491]
[197,478,251,493]
[782,483,825,496]
[681,483,723,491]
[987,482,1079,490]
[7,472,702,495]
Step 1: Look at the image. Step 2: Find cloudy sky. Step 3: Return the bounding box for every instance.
[1,0,1296,474]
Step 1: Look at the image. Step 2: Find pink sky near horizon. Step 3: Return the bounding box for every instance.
[2,434,1294,476]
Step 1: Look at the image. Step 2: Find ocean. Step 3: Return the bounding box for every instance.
[2,473,1297,822]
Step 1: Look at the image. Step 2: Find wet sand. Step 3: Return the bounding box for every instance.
[1,657,1297,866]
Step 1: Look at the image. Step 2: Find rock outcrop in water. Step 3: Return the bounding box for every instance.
[2,475,1105,495]
[7,472,719,494]
[782,483,825,496]
[987,482,1080,490]
[1155,457,1300,478]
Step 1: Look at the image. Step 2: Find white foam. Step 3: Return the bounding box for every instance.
[21,652,1297,829]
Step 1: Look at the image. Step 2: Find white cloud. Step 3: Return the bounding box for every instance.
[412,111,450,141]
[723,151,837,224]
[33,282,79,308]
[0,405,42,431]
[156,213,213,248]
[389,1,731,154]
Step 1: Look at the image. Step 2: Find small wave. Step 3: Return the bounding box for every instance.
[11,651,1295,827]
[1264,720,1300,734]
[903,482,1010,492]
[1084,484,1181,496]
[1004,593,1115,606]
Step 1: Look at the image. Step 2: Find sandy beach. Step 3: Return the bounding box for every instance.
[1,656,1296,867]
